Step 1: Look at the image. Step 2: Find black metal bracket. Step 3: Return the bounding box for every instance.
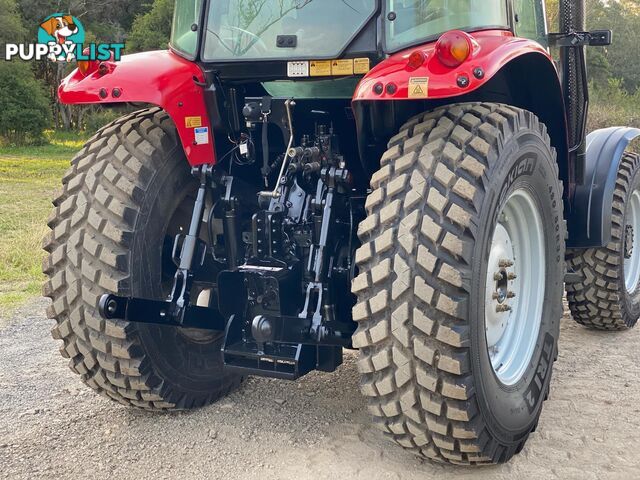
[549,30,612,48]
[98,164,218,327]
[99,294,227,330]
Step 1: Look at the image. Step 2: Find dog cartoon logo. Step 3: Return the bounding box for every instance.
[38,13,85,62]
[4,13,123,63]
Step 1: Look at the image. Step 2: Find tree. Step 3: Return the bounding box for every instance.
[14,0,157,130]
[127,0,174,53]
[590,0,640,92]
[0,0,50,144]
[546,0,640,93]
[17,0,149,42]
[0,0,26,41]
[0,62,51,144]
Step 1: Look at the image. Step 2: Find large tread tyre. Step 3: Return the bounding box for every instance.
[566,152,640,331]
[352,103,565,465]
[44,108,242,409]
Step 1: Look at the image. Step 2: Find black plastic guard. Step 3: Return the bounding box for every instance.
[567,127,640,248]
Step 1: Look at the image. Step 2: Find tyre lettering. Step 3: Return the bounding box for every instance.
[524,333,554,413]
[498,156,537,207]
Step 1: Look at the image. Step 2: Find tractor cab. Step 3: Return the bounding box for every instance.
[171,0,534,73]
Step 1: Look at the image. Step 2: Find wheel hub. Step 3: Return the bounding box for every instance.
[484,189,546,386]
[624,225,634,259]
[624,190,640,293]
[485,223,517,346]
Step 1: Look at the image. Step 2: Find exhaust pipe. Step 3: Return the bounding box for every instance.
[559,0,588,158]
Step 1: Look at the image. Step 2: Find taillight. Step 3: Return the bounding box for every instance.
[77,48,99,76]
[407,50,426,70]
[77,60,98,76]
[435,30,473,68]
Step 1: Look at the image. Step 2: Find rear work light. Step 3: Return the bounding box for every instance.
[435,30,474,68]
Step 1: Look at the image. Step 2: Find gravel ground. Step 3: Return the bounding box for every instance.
[1,298,639,480]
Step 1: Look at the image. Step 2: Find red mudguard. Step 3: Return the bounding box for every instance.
[353,30,554,102]
[59,50,215,166]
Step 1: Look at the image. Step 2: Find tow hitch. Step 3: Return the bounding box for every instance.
[97,98,361,381]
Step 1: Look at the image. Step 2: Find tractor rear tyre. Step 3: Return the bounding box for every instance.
[352,103,565,464]
[566,152,640,330]
[44,108,242,409]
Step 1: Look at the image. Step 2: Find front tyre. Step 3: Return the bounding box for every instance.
[44,108,241,409]
[352,103,565,464]
[566,152,640,330]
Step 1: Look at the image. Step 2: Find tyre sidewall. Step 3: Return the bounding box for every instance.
[470,127,564,444]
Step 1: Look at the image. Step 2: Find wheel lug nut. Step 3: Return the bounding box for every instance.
[507,291,516,299]
[499,259,514,268]
[507,273,517,280]
[496,305,512,313]
[493,272,503,281]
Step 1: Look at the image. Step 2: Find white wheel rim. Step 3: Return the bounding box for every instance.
[485,189,546,386]
[624,190,640,293]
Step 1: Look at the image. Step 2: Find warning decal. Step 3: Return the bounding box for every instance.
[353,58,371,74]
[185,116,203,128]
[310,60,332,76]
[308,58,370,76]
[408,77,429,99]
[331,59,354,76]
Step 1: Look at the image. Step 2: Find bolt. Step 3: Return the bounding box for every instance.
[493,272,503,281]
[499,259,514,268]
[496,305,512,313]
[457,75,470,88]
[507,291,516,299]
[507,273,517,281]
[106,299,118,315]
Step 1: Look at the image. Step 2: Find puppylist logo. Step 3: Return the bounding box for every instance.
[5,13,125,62]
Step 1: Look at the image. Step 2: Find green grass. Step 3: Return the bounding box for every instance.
[0,131,88,317]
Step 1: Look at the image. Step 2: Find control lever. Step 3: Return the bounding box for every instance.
[259,99,296,199]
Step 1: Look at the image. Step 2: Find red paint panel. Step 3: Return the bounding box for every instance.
[353,30,555,102]
[59,50,215,166]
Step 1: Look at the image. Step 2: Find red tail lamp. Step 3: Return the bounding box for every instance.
[407,50,426,70]
[435,30,474,68]
[77,48,99,76]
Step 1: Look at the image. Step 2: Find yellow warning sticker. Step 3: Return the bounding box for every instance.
[185,116,203,128]
[310,60,332,76]
[408,77,429,99]
[353,58,371,74]
[331,59,354,76]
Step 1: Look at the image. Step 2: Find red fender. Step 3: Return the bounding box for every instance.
[59,50,215,166]
[353,30,556,102]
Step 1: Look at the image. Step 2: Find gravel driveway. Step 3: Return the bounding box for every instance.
[1,298,639,480]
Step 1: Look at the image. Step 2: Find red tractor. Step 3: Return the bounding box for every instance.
[45,0,639,465]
